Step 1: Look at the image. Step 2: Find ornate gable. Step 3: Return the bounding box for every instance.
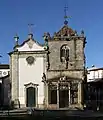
[53,25,75,38]
[16,38,44,52]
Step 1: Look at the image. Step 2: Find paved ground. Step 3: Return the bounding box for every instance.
[0,108,103,118]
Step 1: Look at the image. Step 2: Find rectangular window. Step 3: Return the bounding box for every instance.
[70,83,78,104]
[51,90,57,104]
[48,85,57,104]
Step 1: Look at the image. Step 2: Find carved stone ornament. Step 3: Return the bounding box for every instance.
[27,39,34,49]
[26,56,35,65]
[53,26,75,38]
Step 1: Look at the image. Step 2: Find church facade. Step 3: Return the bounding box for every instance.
[9,34,46,108]
[43,23,86,109]
[9,21,86,109]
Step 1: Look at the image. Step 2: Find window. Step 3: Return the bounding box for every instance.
[70,83,78,104]
[50,90,57,104]
[60,45,69,62]
[48,84,57,104]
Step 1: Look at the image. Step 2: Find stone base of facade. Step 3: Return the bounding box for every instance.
[69,104,83,110]
[37,104,44,109]
[43,104,83,110]
[13,103,83,110]
[12,99,20,109]
[47,104,58,109]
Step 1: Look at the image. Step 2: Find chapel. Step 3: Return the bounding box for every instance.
[9,33,46,108]
[9,18,86,109]
[42,19,86,109]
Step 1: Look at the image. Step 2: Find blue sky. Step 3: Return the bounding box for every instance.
[0,0,103,68]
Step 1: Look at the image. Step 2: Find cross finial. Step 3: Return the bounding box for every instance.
[14,33,19,46]
[28,23,34,34]
[64,5,68,18]
[64,4,69,25]
[14,34,19,41]
[64,5,68,25]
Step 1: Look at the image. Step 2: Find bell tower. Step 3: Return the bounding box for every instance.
[43,10,86,109]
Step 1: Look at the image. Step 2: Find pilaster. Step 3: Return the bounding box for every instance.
[11,53,19,105]
[68,84,71,106]
[78,81,83,108]
[36,87,38,107]
[45,83,48,108]
[57,83,59,108]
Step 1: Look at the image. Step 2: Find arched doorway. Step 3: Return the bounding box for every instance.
[24,82,38,107]
[26,87,36,107]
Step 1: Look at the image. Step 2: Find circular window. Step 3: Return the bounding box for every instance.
[26,56,35,65]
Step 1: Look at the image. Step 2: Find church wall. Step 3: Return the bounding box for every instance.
[48,40,74,70]
[45,31,85,109]
[18,55,44,106]
[75,40,85,69]
[76,40,84,61]
[48,39,84,71]
[47,71,84,80]
[10,53,19,102]
[9,25,85,109]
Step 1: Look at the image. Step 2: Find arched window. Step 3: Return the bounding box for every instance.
[60,45,69,62]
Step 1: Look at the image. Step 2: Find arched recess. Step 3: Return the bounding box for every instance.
[60,44,70,62]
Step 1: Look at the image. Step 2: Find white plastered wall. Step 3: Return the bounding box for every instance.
[17,42,44,51]
[18,56,44,106]
[87,69,103,82]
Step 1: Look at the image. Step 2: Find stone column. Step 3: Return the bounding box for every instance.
[11,53,20,108]
[78,81,82,108]
[11,55,18,101]
[24,87,26,107]
[68,84,71,106]
[57,83,59,108]
[36,87,38,107]
[46,83,48,107]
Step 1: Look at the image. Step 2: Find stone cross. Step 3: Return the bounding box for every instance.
[28,24,34,34]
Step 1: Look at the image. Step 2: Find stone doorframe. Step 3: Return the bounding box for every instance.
[57,82,70,108]
[24,82,39,107]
